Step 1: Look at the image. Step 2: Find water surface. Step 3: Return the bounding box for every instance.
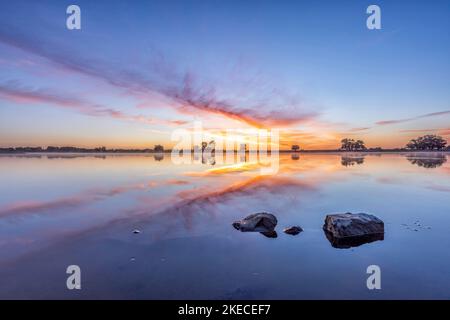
[0,152,449,299]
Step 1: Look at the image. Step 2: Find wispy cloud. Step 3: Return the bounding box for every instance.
[426,184,450,193]
[162,73,320,128]
[399,128,450,136]
[349,127,371,132]
[376,110,450,125]
[0,26,320,128]
[333,126,372,137]
[0,80,186,127]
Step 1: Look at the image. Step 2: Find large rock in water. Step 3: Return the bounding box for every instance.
[324,213,384,238]
[232,213,277,232]
[323,213,384,248]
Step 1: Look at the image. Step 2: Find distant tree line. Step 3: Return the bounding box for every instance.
[153,145,164,152]
[340,139,367,151]
[0,146,167,153]
[2,135,449,154]
[337,135,449,152]
[406,135,447,151]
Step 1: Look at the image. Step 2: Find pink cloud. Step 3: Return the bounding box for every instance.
[376,111,450,126]
[0,28,320,128]
[349,127,371,132]
[0,81,189,127]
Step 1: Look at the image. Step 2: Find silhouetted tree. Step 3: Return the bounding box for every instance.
[406,135,447,150]
[201,142,208,153]
[154,145,164,152]
[94,146,106,152]
[341,138,366,151]
[291,145,300,152]
[355,140,366,151]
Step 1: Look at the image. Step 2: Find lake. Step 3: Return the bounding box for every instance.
[0,152,449,299]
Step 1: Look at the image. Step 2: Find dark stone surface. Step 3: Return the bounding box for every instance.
[232,213,277,232]
[323,213,384,238]
[323,213,384,248]
[283,226,303,235]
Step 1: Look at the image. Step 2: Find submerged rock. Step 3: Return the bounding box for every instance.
[283,226,303,235]
[260,230,278,238]
[324,230,384,249]
[232,213,277,233]
[323,213,384,249]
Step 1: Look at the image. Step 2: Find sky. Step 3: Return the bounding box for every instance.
[0,0,449,150]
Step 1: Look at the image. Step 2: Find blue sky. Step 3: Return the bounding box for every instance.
[0,0,449,149]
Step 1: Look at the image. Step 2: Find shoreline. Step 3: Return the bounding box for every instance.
[0,150,449,155]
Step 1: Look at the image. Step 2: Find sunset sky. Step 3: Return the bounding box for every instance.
[0,0,449,150]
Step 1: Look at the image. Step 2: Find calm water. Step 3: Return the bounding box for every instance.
[0,152,449,299]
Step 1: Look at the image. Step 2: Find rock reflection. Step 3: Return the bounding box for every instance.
[260,231,278,238]
[324,230,384,249]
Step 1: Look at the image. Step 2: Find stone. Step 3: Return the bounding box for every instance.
[323,213,384,238]
[283,226,303,235]
[232,212,277,232]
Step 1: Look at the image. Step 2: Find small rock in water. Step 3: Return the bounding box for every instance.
[132,229,141,234]
[232,212,277,233]
[283,226,303,235]
[130,257,136,262]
